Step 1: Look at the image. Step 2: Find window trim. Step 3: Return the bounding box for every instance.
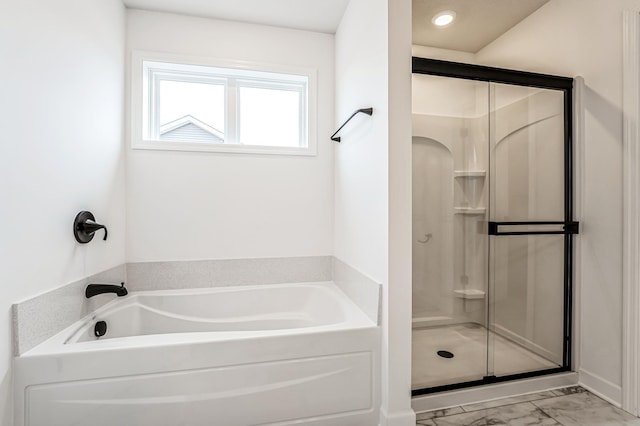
[131,50,318,156]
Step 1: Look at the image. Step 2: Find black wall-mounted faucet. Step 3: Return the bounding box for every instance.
[74,211,108,243]
[85,282,128,298]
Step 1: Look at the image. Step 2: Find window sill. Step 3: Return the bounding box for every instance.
[132,140,317,156]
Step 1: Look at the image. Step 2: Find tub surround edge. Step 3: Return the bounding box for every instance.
[13,256,337,356]
[126,256,333,291]
[332,256,383,325]
[12,264,127,356]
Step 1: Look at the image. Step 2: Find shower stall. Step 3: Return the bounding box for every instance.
[411,58,578,394]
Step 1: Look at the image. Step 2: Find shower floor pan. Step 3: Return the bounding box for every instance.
[412,323,558,391]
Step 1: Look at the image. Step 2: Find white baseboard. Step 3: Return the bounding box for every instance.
[579,369,622,407]
[378,406,416,426]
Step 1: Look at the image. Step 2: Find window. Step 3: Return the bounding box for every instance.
[131,51,317,155]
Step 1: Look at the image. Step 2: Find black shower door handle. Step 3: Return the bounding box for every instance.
[488,221,580,236]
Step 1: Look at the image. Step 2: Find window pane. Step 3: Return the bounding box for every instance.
[239,86,301,147]
[158,80,225,143]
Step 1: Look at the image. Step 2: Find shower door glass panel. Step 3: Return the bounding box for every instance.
[489,84,565,222]
[487,83,566,378]
[411,74,489,390]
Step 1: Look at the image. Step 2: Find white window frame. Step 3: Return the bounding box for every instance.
[131,50,317,156]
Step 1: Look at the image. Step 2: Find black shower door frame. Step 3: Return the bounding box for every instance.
[411,57,578,396]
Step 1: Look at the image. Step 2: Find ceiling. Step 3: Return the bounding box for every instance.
[121,0,351,34]
[413,0,550,53]
[122,0,548,50]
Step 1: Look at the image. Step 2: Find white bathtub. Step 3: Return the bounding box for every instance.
[14,282,379,426]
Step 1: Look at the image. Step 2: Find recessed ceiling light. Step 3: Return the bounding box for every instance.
[432,11,456,27]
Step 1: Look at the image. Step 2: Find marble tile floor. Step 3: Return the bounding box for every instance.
[413,323,558,389]
[415,386,640,426]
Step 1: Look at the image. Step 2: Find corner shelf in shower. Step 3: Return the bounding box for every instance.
[453,289,486,300]
[454,207,486,215]
[454,170,486,178]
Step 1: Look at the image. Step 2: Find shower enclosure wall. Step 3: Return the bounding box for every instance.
[411,59,577,394]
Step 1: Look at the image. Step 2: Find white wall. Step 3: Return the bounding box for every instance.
[334,3,388,278]
[0,0,126,424]
[335,0,413,424]
[475,0,637,404]
[387,2,414,423]
[126,10,334,262]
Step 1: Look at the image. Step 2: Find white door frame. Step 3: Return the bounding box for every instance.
[622,9,640,417]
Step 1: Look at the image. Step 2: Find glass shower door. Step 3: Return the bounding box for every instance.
[411,73,490,390]
[486,83,575,379]
[412,57,578,395]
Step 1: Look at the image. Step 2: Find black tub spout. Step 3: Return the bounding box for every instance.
[85,282,128,298]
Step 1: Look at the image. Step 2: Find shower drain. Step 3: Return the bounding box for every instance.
[437,350,454,359]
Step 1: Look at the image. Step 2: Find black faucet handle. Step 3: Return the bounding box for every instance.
[84,220,108,241]
[74,211,108,243]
